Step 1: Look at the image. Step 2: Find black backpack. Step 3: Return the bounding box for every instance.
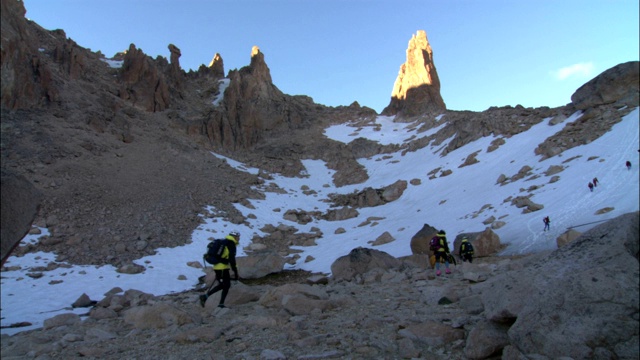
[461,241,474,255]
[204,239,228,265]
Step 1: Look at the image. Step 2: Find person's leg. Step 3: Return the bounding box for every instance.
[206,270,225,296]
[200,269,224,307]
[435,253,442,275]
[217,269,231,307]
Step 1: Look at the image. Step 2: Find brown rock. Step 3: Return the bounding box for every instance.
[382,30,446,117]
[119,43,171,111]
[453,228,502,257]
[556,229,581,247]
[571,61,639,110]
[409,223,439,255]
[208,52,225,77]
[0,0,58,109]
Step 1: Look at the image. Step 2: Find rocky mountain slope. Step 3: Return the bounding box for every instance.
[1,0,639,358]
[2,0,637,269]
[1,212,638,359]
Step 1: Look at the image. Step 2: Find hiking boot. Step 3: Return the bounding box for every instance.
[436,270,441,276]
[217,304,226,309]
[445,269,451,274]
[199,295,207,308]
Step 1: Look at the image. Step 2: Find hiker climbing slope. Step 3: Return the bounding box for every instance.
[459,236,474,263]
[200,231,240,308]
[543,216,551,232]
[430,230,451,276]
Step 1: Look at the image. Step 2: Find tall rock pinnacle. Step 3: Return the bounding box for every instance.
[382,30,446,117]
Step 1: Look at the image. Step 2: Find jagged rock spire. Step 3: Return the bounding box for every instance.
[208,53,225,77]
[382,30,446,117]
[248,46,273,83]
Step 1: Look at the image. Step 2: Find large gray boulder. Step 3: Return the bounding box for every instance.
[453,228,502,258]
[330,247,401,282]
[571,61,639,110]
[236,251,286,279]
[409,223,438,255]
[472,211,639,359]
[1,169,42,266]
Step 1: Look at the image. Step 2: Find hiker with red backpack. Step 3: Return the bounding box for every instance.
[543,216,551,231]
[430,230,451,276]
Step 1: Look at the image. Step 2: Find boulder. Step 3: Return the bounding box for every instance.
[236,251,286,279]
[369,231,395,246]
[464,320,510,359]
[123,302,198,329]
[203,281,261,309]
[1,169,42,266]
[453,228,502,257]
[556,228,581,248]
[43,313,81,330]
[571,61,639,110]
[330,247,401,282]
[409,223,438,255]
[258,283,329,310]
[398,321,464,347]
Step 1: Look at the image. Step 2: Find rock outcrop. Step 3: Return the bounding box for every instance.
[382,30,446,117]
[118,43,171,112]
[208,52,225,77]
[0,0,58,109]
[203,46,326,150]
[0,169,42,266]
[474,211,639,359]
[571,61,639,110]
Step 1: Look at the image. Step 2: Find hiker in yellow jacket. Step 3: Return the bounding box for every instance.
[200,231,240,308]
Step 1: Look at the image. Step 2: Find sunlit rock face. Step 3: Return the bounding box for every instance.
[382,30,446,118]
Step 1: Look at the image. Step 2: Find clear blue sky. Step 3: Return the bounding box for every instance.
[23,0,639,113]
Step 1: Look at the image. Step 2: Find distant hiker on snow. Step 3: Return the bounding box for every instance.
[430,230,451,276]
[200,231,240,309]
[459,236,474,263]
[588,182,594,192]
[543,216,551,231]
[592,177,599,187]
[626,161,632,170]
